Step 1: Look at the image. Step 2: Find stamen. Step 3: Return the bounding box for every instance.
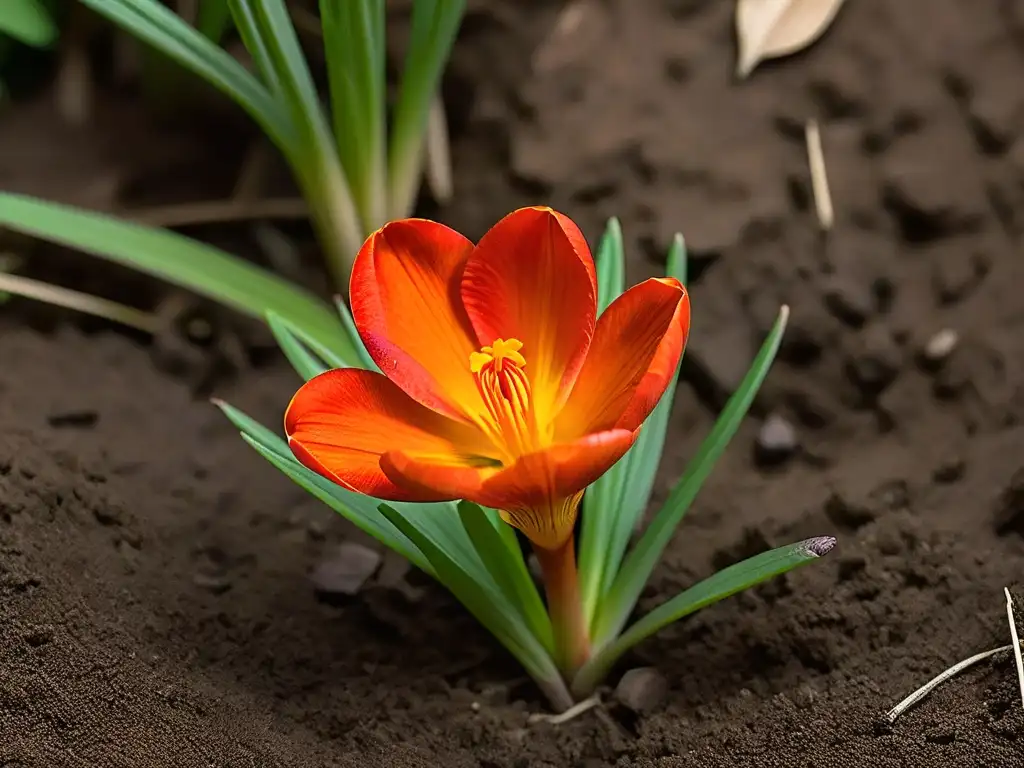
[470,338,538,461]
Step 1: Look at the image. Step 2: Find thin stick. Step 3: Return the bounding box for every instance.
[805,120,834,231]
[1004,588,1024,710]
[0,272,160,334]
[528,693,601,725]
[886,645,1012,723]
[127,198,308,228]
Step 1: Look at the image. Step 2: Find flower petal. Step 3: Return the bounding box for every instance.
[460,207,597,428]
[555,277,690,440]
[350,219,482,421]
[383,429,636,549]
[285,368,496,501]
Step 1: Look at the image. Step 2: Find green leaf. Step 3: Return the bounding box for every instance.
[594,217,624,315]
[215,399,428,570]
[579,232,689,626]
[592,305,791,648]
[235,0,364,286]
[266,312,330,381]
[333,296,377,370]
[378,502,569,707]
[458,501,554,655]
[573,536,836,695]
[387,0,465,218]
[215,386,496,598]
[1,0,58,47]
[266,309,357,381]
[0,193,356,361]
[196,0,234,42]
[79,0,290,145]
[320,0,387,231]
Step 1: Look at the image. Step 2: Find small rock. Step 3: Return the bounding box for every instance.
[932,457,966,485]
[845,324,902,402]
[929,240,990,306]
[755,414,798,467]
[614,667,668,715]
[822,275,873,328]
[193,571,232,595]
[312,542,381,598]
[922,329,959,367]
[994,468,1024,537]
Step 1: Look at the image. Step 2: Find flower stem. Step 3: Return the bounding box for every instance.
[534,537,590,676]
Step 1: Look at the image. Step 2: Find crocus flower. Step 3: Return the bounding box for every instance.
[285,207,690,553]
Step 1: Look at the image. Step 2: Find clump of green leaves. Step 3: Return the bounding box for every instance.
[74,0,463,287]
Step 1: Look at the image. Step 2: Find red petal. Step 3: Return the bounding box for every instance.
[384,429,635,549]
[460,207,597,428]
[285,368,496,501]
[555,277,690,440]
[350,219,483,421]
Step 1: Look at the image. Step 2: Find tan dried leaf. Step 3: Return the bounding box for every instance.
[735,0,847,78]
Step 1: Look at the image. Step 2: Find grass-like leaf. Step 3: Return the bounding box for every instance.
[320,0,387,230]
[387,0,465,218]
[215,400,428,569]
[0,193,356,361]
[265,309,357,381]
[592,305,790,648]
[196,0,233,42]
[333,296,378,371]
[2,0,58,47]
[572,536,836,695]
[79,0,290,145]
[379,502,571,710]
[578,217,627,619]
[579,231,688,626]
[458,501,554,655]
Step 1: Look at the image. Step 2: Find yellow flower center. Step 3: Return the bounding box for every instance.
[469,338,538,461]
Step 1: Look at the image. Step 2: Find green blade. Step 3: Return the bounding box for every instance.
[0,193,356,360]
[196,0,234,42]
[320,0,387,230]
[214,387,495,596]
[594,217,625,315]
[235,0,363,285]
[573,536,836,696]
[215,399,429,570]
[579,232,688,625]
[266,309,357,381]
[333,296,377,371]
[379,502,570,707]
[594,235,689,602]
[577,217,627,620]
[387,0,465,218]
[592,305,790,648]
[2,0,58,47]
[457,501,554,655]
[79,0,290,145]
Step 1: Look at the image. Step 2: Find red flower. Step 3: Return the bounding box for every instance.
[285,207,690,550]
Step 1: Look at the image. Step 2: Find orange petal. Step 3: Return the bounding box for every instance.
[350,219,482,421]
[460,207,597,428]
[384,429,636,549]
[285,368,496,501]
[555,277,690,440]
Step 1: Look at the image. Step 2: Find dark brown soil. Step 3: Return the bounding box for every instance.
[3,0,1024,766]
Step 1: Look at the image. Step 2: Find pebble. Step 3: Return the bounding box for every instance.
[755,414,798,467]
[614,667,668,715]
[311,542,381,597]
[922,328,958,366]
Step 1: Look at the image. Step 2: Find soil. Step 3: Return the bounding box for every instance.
[3,0,1024,766]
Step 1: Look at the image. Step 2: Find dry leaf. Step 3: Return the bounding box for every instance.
[735,0,847,78]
